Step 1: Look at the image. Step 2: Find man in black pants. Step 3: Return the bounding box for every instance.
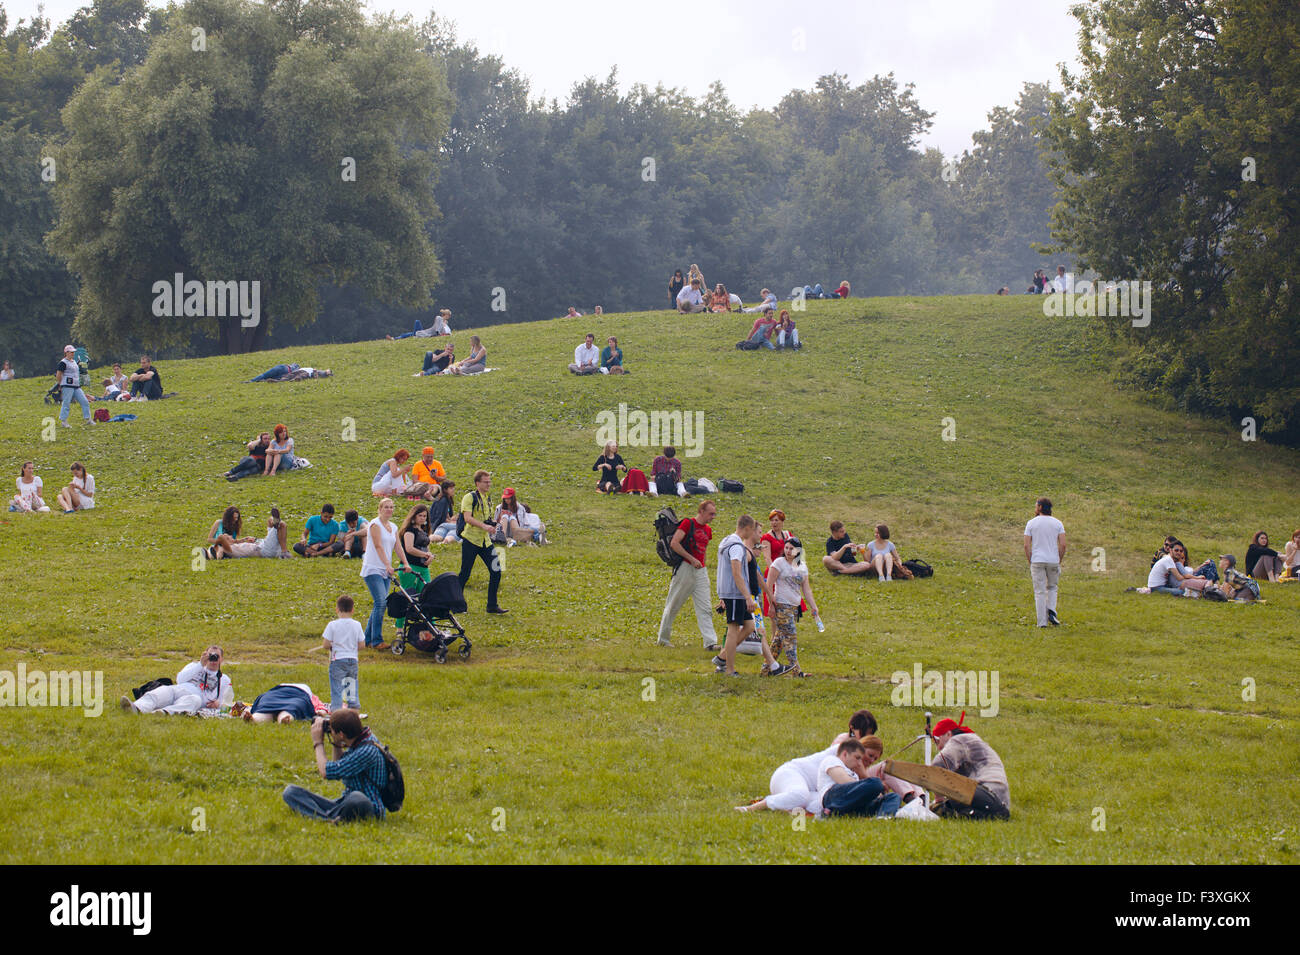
[457,469,507,614]
[128,355,163,400]
[930,715,1011,820]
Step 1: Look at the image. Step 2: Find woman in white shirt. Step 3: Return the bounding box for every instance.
[122,646,233,714]
[765,538,821,674]
[56,462,95,513]
[10,461,49,512]
[360,497,411,650]
[371,449,413,496]
[0,360,14,380]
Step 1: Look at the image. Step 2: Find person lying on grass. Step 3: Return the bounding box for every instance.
[207,507,290,559]
[121,646,232,715]
[415,343,454,376]
[734,709,881,814]
[238,682,328,724]
[281,709,388,823]
[820,738,906,818]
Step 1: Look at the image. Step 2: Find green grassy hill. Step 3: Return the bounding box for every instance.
[1,296,1296,863]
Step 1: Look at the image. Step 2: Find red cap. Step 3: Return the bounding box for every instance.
[932,712,969,738]
[503,487,516,498]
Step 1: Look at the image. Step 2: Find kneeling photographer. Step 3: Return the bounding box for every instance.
[282,709,391,823]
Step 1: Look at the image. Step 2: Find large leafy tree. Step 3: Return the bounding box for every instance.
[1046,0,1299,438]
[49,0,452,354]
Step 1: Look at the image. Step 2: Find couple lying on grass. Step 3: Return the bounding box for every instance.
[738,709,1010,820]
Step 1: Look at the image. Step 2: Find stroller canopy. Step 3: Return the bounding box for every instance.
[420,572,468,615]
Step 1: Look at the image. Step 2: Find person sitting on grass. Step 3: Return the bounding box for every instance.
[294,503,341,557]
[710,284,734,313]
[866,523,912,581]
[601,336,626,375]
[676,278,706,313]
[820,739,904,818]
[406,447,446,501]
[335,509,368,558]
[121,645,232,715]
[10,461,49,512]
[429,480,460,543]
[741,311,778,349]
[773,309,800,350]
[1136,540,1211,595]
[263,424,295,474]
[593,441,626,494]
[743,288,778,314]
[1245,531,1285,583]
[928,715,1011,820]
[1283,529,1300,581]
[647,446,687,498]
[128,355,163,400]
[206,506,252,559]
[447,335,487,375]
[822,521,872,575]
[224,432,271,482]
[569,333,600,375]
[207,507,290,559]
[834,280,851,298]
[416,343,454,376]
[493,487,547,544]
[281,709,389,823]
[1215,554,1261,602]
[371,449,413,498]
[55,461,95,513]
[98,376,130,401]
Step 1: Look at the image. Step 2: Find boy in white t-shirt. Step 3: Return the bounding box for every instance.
[322,595,365,711]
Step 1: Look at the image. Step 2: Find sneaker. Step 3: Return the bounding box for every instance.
[1124,586,1137,592]
[711,654,725,668]
[1047,609,1061,626]
[119,695,136,712]
[486,606,508,615]
[656,638,674,647]
[766,663,795,676]
[705,643,720,652]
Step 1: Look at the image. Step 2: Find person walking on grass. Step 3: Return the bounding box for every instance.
[322,595,364,712]
[1023,497,1066,628]
[360,497,411,650]
[458,470,507,614]
[715,514,790,676]
[55,345,93,427]
[656,499,719,650]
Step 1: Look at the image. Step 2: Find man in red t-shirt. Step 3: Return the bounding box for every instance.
[657,499,719,650]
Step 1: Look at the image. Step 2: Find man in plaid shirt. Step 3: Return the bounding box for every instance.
[282,709,388,822]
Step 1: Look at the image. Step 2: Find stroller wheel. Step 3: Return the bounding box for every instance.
[392,641,404,655]
[458,643,471,659]
[434,649,448,664]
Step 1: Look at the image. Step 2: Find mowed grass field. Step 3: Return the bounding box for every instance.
[1,296,1296,864]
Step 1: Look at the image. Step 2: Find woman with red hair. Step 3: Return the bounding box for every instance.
[263,424,295,474]
[371,449,412,497]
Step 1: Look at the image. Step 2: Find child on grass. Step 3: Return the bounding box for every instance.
[322,595,364,711]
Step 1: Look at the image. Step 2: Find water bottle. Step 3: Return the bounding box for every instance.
[815,614,825,633]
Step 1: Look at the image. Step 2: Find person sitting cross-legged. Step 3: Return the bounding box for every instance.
[281,709,390,823]
[569,333,600,375]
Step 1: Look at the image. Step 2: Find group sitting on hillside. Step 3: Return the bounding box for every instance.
[822,521,915,580]
[222,425,301,480]
[568,334,627,375]
[739,309,800,350]
[792,281,849,300]
[1133,530,1298,600]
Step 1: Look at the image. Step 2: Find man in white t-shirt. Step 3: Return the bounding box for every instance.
[568,334,599,375]
[323,595,365,711]
[1023,497,1067,628]
[676,279,706,313]
[1052,266,1073,293]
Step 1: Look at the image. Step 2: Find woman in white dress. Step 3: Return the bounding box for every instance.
[10,461,49,512]
[56,462,96,513]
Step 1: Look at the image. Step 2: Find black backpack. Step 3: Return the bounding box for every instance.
[683,478,711,495]
[654,471,678,496]
[902,559,933,578]
[454,490,483,538]
[370,739,405,812]
[719,479,744,493]
[131,677,173,700]
[655,508,691,569]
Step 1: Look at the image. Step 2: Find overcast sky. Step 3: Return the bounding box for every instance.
[10,0,1084,156]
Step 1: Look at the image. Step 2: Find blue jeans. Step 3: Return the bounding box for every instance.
[227,456,262,479]
[363,573,389,645]
[1151,584,1184,595]
[59,386,91,422]
[329,659,359,710]
[282,785,376,822]
[821,778,899,817]
[394,319,424,339]
[804,284,828,299]
[272,452,295,472]
[250,364,289,382]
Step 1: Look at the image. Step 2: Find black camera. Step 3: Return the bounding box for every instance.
[206,653,220,663]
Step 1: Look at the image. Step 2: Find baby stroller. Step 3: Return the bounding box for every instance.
[386,572,471,662]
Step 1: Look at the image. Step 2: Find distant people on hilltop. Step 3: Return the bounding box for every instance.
[0,360,13,380]
[1052,266,1073,293]
[669,269,685,307]
[446,335,487,375]
[834,281,851,298]
[1030,269,1048,293]
[386,309,452,339]
[565,306,583,318]
[743,289,778,314]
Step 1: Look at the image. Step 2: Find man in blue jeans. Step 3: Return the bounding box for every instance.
[282,710,387,823]
[821,740,903,818]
